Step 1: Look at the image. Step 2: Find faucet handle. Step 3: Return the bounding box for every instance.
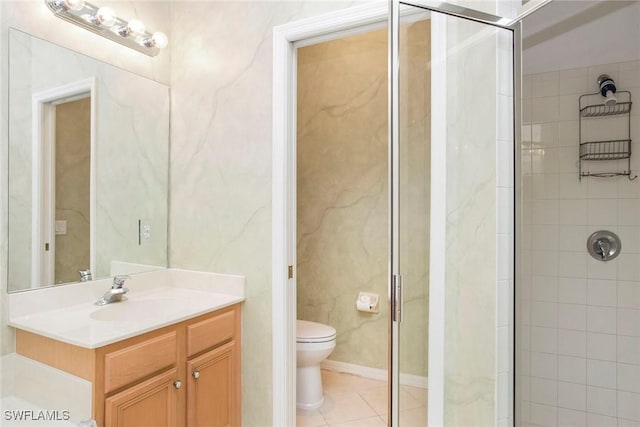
[113,275,131,288]
[78,269,93,282]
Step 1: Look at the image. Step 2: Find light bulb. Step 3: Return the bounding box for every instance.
[96,6,116,27]
[63,0,84,11]
[127,19,146,36]
[151,32,168,49]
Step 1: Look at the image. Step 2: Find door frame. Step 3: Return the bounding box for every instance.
[272,4,389,425]
[272,1,532,425]
[31,77,97,287]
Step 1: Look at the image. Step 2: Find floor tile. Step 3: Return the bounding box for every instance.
[305,370,428,425]
[402,384,428,403]
[400,406,428,425]
[330,415,387,426]
[322,370,387,394]
[359,385,424,416]
[358,385,388,415]
[296,408,328,427]
[319,391,378,425]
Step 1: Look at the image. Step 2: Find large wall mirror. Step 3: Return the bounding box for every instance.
[7,28,169,292]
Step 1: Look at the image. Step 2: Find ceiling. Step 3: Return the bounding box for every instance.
[521,0,640,74]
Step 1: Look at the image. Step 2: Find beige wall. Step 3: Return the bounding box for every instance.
[398,20,431,379]
[440,18,514,425]
[168,2,361,424]
[54,97,91,285]
[296,22,430,377]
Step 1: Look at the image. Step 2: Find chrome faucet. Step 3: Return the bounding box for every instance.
[95,275,130,306]
[78,269,93,282]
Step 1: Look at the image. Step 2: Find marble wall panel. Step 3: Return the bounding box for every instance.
[443,19,501,426]
[297,27,390,372]
[296,21,430,377]
[168,2,361,424]
[55,98,91,285]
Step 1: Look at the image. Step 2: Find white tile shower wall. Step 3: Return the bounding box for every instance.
[520,60,640,426]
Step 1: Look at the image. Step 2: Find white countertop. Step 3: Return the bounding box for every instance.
[8,269,245,349]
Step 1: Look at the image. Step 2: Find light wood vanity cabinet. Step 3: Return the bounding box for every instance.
[186,311,239,427]
[187,342,237,427]
[105,368,180,427]
[16,303,241,427]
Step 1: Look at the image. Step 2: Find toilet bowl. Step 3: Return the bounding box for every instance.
[296,320,336,410]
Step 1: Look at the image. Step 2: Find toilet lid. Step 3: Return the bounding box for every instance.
[297,320,336,343]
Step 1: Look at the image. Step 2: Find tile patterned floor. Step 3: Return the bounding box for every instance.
[296,370,428,427]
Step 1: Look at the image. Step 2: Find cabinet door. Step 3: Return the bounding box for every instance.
[105,368,180,427]
[187,341,238,427]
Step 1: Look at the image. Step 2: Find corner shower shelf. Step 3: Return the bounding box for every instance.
[580,139,631,161]
[578,90,635,180]
[580,101,632,117]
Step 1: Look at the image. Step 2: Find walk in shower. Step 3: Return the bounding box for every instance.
[517,1,640,425]
[274,1,524,424]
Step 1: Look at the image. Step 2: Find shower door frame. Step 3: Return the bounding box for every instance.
[389,3,523,426]
[272,1,537,425]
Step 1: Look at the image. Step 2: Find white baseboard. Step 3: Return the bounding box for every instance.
[321,359,428,389]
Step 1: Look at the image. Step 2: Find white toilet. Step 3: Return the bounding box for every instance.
[296,319,336,410]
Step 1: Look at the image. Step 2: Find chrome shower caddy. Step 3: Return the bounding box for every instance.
[578,90,634,180]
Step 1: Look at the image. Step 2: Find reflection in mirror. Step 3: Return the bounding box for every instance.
[55,97,91,284]
[46,95,92,285]
[8,28,169,292]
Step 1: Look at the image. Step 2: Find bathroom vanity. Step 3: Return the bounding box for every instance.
[8,269,244,427]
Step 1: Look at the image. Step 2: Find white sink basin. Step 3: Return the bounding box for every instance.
[90,298,175,321]
[9,282,245,348]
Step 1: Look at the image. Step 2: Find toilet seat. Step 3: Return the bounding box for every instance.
[297,320,336,343]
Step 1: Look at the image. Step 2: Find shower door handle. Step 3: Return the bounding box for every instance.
[392,274,402,323]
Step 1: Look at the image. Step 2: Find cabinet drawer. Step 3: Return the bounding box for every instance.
[187,308,235,357]
[104,331,177,393]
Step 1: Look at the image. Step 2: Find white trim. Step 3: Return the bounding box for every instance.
[293,20,387,49]
[41,103,56,286]
[428,13,447,427]
[31,78,97,288]
[89,81,97,284]
[389,1,401,424]
[390,0,552,27]
[321,360,428,389]
[272,3,389,425]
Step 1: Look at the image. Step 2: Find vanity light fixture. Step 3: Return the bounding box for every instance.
[92,6,117,27]
[116,18,145,37]
[44,0,168,57]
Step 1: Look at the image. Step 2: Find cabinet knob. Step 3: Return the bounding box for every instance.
[173,380,182,389]
[192,370,200,379]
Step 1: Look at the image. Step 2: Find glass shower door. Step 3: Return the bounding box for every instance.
[389,2,515,425]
